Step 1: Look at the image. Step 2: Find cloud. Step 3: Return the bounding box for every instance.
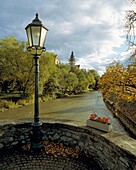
[0,0,132,75]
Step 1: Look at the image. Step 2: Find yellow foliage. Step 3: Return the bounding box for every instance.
[98,62,136,102]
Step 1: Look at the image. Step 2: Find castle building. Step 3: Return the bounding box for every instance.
[55,55,60,65]
[69,51,76,67]
[69,51,80,69]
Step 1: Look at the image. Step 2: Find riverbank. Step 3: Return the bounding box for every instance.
[104,98,136,139]
[0,90,91,112]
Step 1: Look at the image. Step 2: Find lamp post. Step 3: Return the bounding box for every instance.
[25,13,48,150]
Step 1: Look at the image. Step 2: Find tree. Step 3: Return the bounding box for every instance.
[125,0,136,76]
[39,52,57,94]
[98,61,136,102]
[0,36,34,97]
[58,68,78,95]
[76,70,88,92]
[88,70,100,89]
[126,10,136,46]
[0,36,100,101]
[65,72,78,94]
[86,71,95,89]
[43,76,59,97]
[126,0,136,46]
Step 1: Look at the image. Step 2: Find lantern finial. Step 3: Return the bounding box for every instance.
[32,13,41,23]
[36,13,38,19]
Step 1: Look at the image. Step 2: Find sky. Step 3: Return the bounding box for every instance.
[0,0,135,75]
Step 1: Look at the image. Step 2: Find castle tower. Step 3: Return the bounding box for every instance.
[69,51,76,67]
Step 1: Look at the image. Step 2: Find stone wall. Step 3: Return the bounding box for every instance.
[104,99,136,138]
[0,122,136,170]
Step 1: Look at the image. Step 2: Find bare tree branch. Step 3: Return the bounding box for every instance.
[126,10,136,46]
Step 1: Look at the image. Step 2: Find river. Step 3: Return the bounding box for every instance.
[40,91,128,135]
[0,91,128,135]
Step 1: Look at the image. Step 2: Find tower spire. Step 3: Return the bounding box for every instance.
[69,51,75,67]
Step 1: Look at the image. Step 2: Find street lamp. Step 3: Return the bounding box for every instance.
[25,13,48,150]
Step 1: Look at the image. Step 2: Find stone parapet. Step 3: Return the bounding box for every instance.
[0,121,136,170]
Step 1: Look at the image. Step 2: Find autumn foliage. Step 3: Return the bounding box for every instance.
[22,141,80,158]
[98,61,136,120]
[99,62,136,101]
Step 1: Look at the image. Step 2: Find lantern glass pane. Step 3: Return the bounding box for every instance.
[31,26,40,46]
[40,27,48,47]
[26,27,32,47]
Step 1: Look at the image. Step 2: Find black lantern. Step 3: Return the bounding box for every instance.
[25,13,48,151]
[25,13,48,52]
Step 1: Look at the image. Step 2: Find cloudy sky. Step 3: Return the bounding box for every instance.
[0,0,135,75]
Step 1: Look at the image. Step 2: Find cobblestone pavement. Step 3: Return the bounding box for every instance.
[0,148,101,170]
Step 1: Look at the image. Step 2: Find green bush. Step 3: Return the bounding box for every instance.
[17,95,34,106]
[0,99,7,110]
[17,99,28,106]
[4,100,18,109]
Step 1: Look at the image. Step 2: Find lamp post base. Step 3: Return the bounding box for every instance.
[31,122,43,152]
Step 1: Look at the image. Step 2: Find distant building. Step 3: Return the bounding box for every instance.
[75,64,80,69]
[55,55,59,65]
[69,51,80,69]
[69,51,76,67]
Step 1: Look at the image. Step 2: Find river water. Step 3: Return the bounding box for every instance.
[0,91,128,135]
[40,91,128,135]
